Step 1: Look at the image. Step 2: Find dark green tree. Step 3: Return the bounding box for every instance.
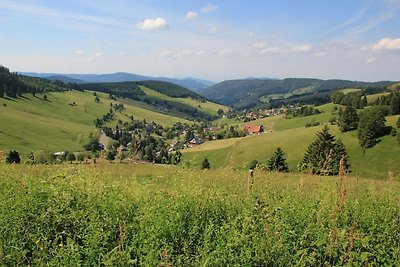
[389,93,400,115]
[83,138,102,152]
[248,160,259,170]
[201,158,210,169]
[360,96,368,108]
[358,107,386,149]
[298,126,350,175]
[267,147,289,172]
[6,150,21,164]
[66,153,76,163]
[43,94,47,101]
[338,105,359,132]
[397,116,400,128]
[106,150,115,161]
[0,83,4,98]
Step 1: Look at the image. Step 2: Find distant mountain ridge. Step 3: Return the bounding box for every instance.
[200,78,397,108]
[18,72,215,92]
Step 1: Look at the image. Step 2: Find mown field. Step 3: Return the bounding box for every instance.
[0,164,399,266]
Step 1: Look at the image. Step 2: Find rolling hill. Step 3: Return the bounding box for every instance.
[182,103,400,179]
[19,71,214,91]
[200,78,396,109]
[0,90,193,157]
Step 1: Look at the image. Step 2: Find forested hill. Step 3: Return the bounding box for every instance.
[201,78,396,108]
[79,80,205,100]
[0,66,80,97]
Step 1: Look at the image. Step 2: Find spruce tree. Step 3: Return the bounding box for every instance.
[397,116,400,128]
[389,93,400,115]
[338,105,359,132]
[267,147,289,172]
[298,126,350,175]
[201,158,210,169]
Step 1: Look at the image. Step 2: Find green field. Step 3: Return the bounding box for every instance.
[0,91,190,156]
[183,103,400,179]
[140,86,229,115]
[0,164,399,266]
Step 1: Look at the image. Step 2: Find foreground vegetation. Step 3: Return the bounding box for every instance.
[0,164,399,266]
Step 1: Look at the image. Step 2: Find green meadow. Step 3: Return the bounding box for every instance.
[0,163,399,266]
[0,91,189,156]
[183,103,400,179]
[140,86,229,115]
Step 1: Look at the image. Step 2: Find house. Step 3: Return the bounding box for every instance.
[203,126,219,134]
[53,151,66,157]
[243,125,264,135]
[189,136,204,146]
[169,139,181,152]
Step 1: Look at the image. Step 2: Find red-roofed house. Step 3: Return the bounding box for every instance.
[243,124,264,135]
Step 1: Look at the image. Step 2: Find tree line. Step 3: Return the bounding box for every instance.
[0,65,82,98]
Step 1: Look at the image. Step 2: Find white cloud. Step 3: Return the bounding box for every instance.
[218,49,234,57]
[371,37,400,51]
[74,49,83,55]
[118,51,126,56]
[252,42,266,49]
[88,51,103,61]
[246,32,254,37]
[185,11,199,20]
[253,42,313,54]
[159,49,202,58]
[314,51,328,57]
[291,45,313,53]
[261,46,286,54]
[201,4,218,14]
[210,26,219,33]
[366,57,377,63]
[136,17,169,31]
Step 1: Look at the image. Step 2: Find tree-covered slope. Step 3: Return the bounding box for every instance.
[201,78,395,108]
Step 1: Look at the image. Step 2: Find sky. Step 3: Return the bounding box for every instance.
[0,0,400,82]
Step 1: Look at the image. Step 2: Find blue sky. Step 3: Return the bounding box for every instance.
[1,0,400,81]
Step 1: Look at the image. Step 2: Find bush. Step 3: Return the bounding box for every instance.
[6,150,21,164]
[247,160,259,170]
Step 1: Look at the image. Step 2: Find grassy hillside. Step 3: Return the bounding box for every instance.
[140,86,228,116]
[1,164,399,265]
[79,80,228,119]
[0,91,190,156]
[183,103,400,179]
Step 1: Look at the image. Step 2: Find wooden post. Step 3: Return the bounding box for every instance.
[248,169,254,195]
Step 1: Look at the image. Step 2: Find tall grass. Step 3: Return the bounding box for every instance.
[0,164,399,266]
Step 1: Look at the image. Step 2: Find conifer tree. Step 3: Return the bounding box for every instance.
[298,126,350,175]
[338,105,359,132]
[389,93,400,115]
[201,158,210,169]
[397,116,400,129]
[267,147,289,172]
